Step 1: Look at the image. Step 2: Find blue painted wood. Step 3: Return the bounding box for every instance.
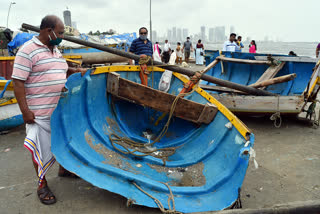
[51,70,255,213]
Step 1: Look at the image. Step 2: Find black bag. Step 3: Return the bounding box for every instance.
[200,52,204,56]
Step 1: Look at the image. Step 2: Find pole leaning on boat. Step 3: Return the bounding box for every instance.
[21,23,275,96]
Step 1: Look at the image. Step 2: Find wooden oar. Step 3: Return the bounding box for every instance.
[22,23,275,96]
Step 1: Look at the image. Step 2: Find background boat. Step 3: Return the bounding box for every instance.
[202,50,320,119]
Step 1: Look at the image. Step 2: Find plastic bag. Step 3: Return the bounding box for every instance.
[158,70,173,93]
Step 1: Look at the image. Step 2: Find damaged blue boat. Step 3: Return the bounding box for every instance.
[51,65,255,213]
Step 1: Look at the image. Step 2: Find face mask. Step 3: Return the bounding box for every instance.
[48,30,62,46]
[139,35,147,40]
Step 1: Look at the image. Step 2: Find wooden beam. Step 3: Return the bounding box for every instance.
[199,84,244,94]
[107,73,218,124]
[217,56,272,65]
[249,73,296,88]
[201,59,220,74]
[255,56,319,63]
[254,62,286,89]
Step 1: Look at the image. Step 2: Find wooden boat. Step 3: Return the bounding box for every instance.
[202,51,320,119]
[0,79,23,131]
[51,65,255,213]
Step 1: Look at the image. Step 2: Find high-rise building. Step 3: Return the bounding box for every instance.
[230,25,235,34]
[152,30,157,42]
[200,26,206,41]
[182,28,189,40]
[63,9,72,27]
[177,28,182,42]
[172,27,176,42]
[209,28,214,42]
[214,26,225,42]
[167,29,172,41]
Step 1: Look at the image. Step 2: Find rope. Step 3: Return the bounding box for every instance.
[132,182,182,214]
[109,87,197,162]
[270,96,282,128]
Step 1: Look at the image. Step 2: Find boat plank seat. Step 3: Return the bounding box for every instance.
[252,62,286,89]
[107,72,218,124]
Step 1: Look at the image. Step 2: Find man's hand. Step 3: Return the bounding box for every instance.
[76,68,88,77]
[22,110,35,124]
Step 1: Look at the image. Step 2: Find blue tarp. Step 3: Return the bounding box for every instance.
[7,32,38,56]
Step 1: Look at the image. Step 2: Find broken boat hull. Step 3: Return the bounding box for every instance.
[51,66,255,213]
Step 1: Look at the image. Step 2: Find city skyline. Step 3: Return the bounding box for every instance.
[0,0,318,42]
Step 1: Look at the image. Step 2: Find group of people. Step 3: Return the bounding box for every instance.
[130,27,205,66]
[152,37,204,65]
[223,33,257,53]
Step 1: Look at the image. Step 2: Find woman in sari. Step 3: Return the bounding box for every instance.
[195,39,204,65]
[153,42,162,62]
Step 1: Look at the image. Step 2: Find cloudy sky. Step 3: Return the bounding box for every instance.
[0,0,318,42]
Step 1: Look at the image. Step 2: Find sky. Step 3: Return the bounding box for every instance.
[0,0,318,42]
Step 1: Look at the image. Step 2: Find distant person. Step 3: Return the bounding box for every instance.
[176,42,183,64]
[195,39,204,65]
[289,51,297,56]
[162,39,171,63]
[316,43,320,58]
[249,40,257,53]
[236,36,244,52]
[129,27,153,64]
[169,50,177,65]
[153,42,161,62]
[222,33,240,52]
[182,37,193,63]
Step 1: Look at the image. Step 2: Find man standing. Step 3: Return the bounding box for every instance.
[129,27,153,64]
[182,37,193,63]
[223,33,240,52]
[236,36,244,52]
[162,39,171,63]
[316,43,320,58]
[12,15,86,205]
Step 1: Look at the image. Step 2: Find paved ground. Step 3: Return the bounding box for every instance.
[1,113,320,214]
[1,64,320,213]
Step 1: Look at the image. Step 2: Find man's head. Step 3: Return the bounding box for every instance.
[40,15,64,47]
[237,36,242,41]
[229,33,236,42]
[187,37,190,41]
[165,39,168,43]
[139,27,148,40]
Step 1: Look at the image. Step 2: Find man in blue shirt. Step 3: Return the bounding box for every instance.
[129,27,153,65]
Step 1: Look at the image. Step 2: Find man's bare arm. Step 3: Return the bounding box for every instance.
[13,79,35,124]
[67,67,88,77]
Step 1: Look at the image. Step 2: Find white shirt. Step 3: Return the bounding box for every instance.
[163,43,171,52]
[223,41,239,52]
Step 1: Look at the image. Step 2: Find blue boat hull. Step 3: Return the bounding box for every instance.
[0,114,23,131]
[51,66,254,213]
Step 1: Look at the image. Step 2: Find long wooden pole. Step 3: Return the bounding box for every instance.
[217,55,272,65]
[22,23,275,96]
[250,73,297,88]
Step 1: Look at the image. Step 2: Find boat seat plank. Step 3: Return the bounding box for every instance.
[107,72,218,124]
[254,62,286,88]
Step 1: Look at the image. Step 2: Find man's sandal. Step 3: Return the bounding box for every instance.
[37,186,56,205]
